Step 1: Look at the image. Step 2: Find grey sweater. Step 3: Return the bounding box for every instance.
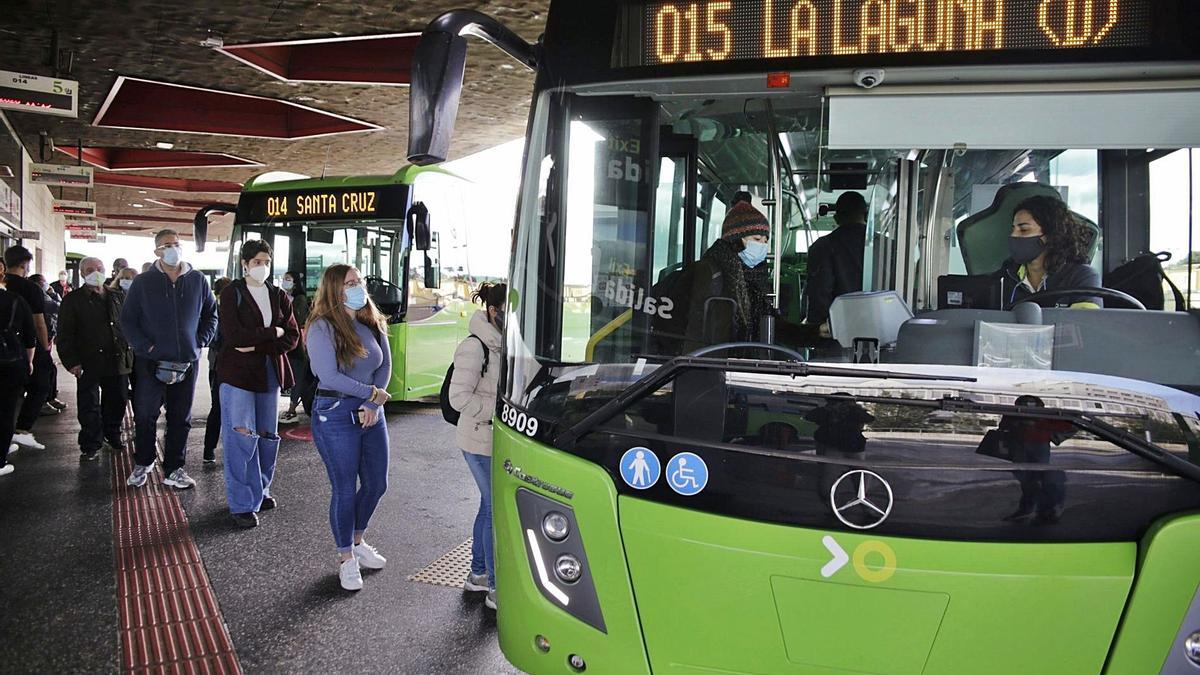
[307,317,392,409]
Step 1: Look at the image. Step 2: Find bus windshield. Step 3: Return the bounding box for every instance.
[505,88,1200,466]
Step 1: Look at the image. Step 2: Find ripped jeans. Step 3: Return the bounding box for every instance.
[219,363,281,514]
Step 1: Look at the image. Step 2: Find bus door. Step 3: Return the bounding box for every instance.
[238,225,305,283]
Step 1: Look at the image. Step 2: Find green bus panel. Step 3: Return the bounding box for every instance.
[1105,514,1200,673]
[493,426,653,675]
[620,499,1132,675]
[385,300,473,401]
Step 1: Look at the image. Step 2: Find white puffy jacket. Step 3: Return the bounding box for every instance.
[449,310,502,456]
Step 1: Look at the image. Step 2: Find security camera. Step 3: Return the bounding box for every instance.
[853,69,885,89]
[200,36,224,48]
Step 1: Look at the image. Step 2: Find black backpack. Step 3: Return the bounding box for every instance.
[1106,252,1186,311]
[0,301,25,366]
[440,335,489,425]
[648,260,726,355]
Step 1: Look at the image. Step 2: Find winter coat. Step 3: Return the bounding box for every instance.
[216,279,300,393]
[119,261,218,363]
[683,238,776,352]
[804,223,866,325]
[56,287,133,377]
[448,310,502,456]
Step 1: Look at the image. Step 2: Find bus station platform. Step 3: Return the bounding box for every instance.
[0,357,518,674]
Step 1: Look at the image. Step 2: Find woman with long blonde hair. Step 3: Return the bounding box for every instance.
[306,264,393,591]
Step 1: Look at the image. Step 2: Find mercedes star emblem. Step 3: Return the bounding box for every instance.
[830,470,894,530]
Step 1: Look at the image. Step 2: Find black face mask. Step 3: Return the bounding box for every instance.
[492,310,506,329]
[1009,236,1046,265]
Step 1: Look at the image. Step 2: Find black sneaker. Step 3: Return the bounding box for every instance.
[231,512,259,528]
[260,496,277,511]
[104,440,126,453]
[80,450,100,462]
[202,449,216,465]
[49,399,68,411]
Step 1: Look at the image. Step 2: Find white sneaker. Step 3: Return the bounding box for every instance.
[127,464,151,487]
[8,443,17,455]
[0,464,13,477]
[485,589,497,610]
[464,572,490,592]
[162,468,196,490]
[12,433,44,450]
[339,558,363,591]
[353,542,387,570]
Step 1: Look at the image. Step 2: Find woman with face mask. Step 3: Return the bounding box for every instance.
[683,197,780,350]
[446,281,507,610]
[215,240,300,529]
[994,195,1102,309]
[107,268,137,295]
[306,264,393,591]
[279,271,314,423]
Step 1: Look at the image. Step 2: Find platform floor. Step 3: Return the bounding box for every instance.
[0,357,519,674]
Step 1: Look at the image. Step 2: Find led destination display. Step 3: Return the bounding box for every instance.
[236,183,409,225]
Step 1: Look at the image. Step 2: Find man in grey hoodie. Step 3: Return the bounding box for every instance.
[119,229,218,490]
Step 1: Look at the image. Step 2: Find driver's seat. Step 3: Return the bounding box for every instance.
[956,183,1100,274]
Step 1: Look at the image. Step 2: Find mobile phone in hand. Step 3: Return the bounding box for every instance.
[352,409,365,425]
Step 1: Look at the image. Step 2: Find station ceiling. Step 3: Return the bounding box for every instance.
[0,0,546,240]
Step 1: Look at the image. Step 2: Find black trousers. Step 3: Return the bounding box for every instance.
[203,366,221,454]
[133,357,199,475]
[77,370,129,454]
[287,350,315,415]
[0,364,28,468]
[16,349,53,431]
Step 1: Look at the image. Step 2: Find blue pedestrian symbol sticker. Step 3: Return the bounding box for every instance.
[620,447,661,490]
[666,452,708,496]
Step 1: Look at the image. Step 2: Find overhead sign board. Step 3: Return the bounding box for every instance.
[30,163,93,188]
[53,199,96,218]
[0,70,78,118]
[14,230,40,240]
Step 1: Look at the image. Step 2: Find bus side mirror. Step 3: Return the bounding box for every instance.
[409,202,432,251]
[408,31,468,166]
[423,253,440,290]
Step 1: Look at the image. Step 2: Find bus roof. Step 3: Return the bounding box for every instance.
[241,165,462,193]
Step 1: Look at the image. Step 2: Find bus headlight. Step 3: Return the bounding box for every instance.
[1185,631,1200,666]
[555,554,583,583]
[543,511,570,541]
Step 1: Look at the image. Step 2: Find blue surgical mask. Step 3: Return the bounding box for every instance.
[161,246,182,267]
[281,279,294,292]
[344,285,368,311]
[119,279,133,291]
[739,239,770,268]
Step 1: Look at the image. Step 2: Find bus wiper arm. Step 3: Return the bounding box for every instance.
[938,398,1200,483]
[555,355,974,447]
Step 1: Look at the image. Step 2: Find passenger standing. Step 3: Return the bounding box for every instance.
[280,270,314,422]
[0,259,38,478]
[30,273,67,415]
[216,242,298,528]
[120,229,218,490]
[50,271,71,299]
[307,264,392,591]
[56,257,133,461]
[109,267,137,295]
[804,191,869,332]
[110,257,128,284]
[203,277,232,464]
[5,245,52,450]
[447,282,506,611]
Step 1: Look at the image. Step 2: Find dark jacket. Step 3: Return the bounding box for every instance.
[993,259,1103,309]
[0,288,36,374]
[57,287,133,377]
[684,238,776,351]
[120,262,218,363]
[42,288,60,342]
[804,223,866,325]
[216,279,299,393]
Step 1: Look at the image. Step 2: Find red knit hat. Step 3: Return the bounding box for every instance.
[721,201,770,241]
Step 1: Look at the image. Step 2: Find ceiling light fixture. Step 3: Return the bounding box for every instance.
[132,203,144,208]
[155,141,175,150]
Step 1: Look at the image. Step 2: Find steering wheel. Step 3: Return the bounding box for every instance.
[1019,286,1146,310]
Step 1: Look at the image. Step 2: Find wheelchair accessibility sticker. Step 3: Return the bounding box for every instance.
[665,452,708,496]
[620,447,661,489]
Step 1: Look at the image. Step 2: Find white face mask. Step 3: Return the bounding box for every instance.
[246,265,270,283]
[119,279,133,291]
[58,274,67,282]
[84,270,106,287]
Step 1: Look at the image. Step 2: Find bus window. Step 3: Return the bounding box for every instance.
[1150,148,1200,309]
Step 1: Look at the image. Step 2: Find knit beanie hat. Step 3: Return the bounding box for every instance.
[721,201,770,241]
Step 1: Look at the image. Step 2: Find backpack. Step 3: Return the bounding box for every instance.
[440,335,489,425]
[0,301,24,366]
[1105,252,1186,311]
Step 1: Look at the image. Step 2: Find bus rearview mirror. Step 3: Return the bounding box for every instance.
[408,31,467,165]
[409,202,432,251]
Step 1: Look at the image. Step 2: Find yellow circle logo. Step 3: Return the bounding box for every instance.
[852,540,897,583]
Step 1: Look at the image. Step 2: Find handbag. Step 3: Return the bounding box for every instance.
[154,360,192,385]
[975,428,1012,461]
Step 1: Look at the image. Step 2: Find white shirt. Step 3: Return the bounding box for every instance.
[246,283,272,327]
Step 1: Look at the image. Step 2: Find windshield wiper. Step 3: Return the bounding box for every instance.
[554,349,975,447]
[938,398,1200,483]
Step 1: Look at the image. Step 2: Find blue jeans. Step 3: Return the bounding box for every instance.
[462,451,494,587]
[312,395,389,552]
[133,357,199,475]
[219,362,280,514]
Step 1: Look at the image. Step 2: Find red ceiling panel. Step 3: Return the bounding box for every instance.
[218,34,418,85]
[93,173,243,194]
[56,146,261,170]
[94,77,382,139]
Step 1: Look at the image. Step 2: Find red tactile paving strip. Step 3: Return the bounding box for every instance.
[111,410,242,674]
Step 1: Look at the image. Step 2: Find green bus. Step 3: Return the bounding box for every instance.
[411,2,1200,673]
[211,168,475,401]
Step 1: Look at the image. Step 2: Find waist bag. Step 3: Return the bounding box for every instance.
[155,360,192,385]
